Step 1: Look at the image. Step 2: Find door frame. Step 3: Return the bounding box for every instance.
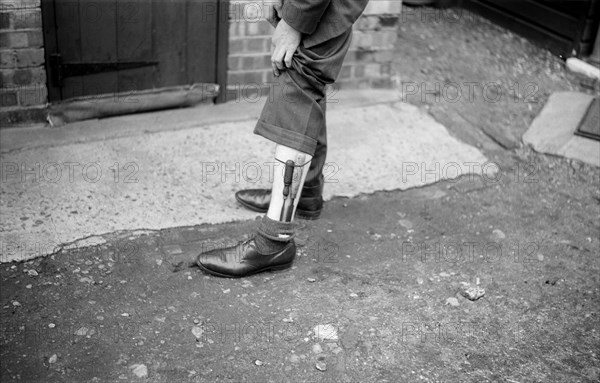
[41,0,230,104]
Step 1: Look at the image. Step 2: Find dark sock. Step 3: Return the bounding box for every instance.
[255,216,296,254]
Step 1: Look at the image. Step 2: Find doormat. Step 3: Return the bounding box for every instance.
[575,97,600,141]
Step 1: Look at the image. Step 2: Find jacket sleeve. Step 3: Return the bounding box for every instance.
[281,0,332,35]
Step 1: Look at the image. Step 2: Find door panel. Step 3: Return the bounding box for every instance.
[43,0,225,102]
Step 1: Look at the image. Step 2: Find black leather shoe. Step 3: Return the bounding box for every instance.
[235,179,324,220]
[196,238,296,278]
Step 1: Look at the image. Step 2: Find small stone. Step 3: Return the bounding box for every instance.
[312,344,323,354]
[75,327,88,336]
[445,297,460,306]
[314,324,338,342]
[79,277,94,284]
[48,323,55,328]
[12,301,21,307]
[416,277,424,285]
[349,293,359,298]
[439,272,451,278]
[254,360,264,366]
[48,354,57,364]
[460,283,485,301]
[315,361,327,371]
[156,259,163,266]
[25,284,32,289]
[537,253,544,261]
[129,364,148,378]
[307,278,316,283]
[193,319,200,325]
[192,326,204,341]
[27,269,39,276]
[222,289,230,294]
[398,219,413,229]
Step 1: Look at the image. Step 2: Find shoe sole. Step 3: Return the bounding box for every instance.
[235,196,321,220]
[196,261,293,278]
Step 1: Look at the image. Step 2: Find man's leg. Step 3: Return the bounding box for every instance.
[234,119,326,220]
[197,29,351,278]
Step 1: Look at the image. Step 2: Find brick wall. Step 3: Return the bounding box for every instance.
[0,1,402,125]
[0,0,47,125]
[227,0,402,99]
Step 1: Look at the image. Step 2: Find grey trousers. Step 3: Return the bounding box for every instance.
[254,28,353,187]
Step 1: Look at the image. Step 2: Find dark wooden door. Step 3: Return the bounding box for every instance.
[42,0,228,102]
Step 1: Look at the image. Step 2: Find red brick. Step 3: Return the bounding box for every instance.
[227,70,267,85]
[2,1,42,10]
[0,12,12,30]
[0,50,16,68]
[245,37,269,53]
[339,65,352,79]
[241,54,270,69]
[0,31,28,48]
[364,63,381,78]
[246,20,272,36]
[13,9,41,29]
[374,50,394,63]
[25,30,42,47]
[18,84,47,106]
[229,21,243,37]
[0,107,47,127]
[7,66,44,85]
[353,50,376,62]
[0,89,18,107]
[228,55,240,71]
[354,65,365,78]
[15,48,44,67]
[229,39,245,54]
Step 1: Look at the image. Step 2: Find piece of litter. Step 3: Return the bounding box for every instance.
[313,324,338,342]
[12,301,21,307]
[48,323,55,328]
[129,364,148,378]
[315,361,327,371]
[27,270,38,276]
[460,282,485,301]
[254,360,264,366]
[445,297,460,306]
[349,293,358,298]
[307,278,316,283]
[192,326,204,341]
[48,354,57,364]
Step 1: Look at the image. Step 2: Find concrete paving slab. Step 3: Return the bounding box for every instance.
[523,91,600,167]
[0,92,491,262]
